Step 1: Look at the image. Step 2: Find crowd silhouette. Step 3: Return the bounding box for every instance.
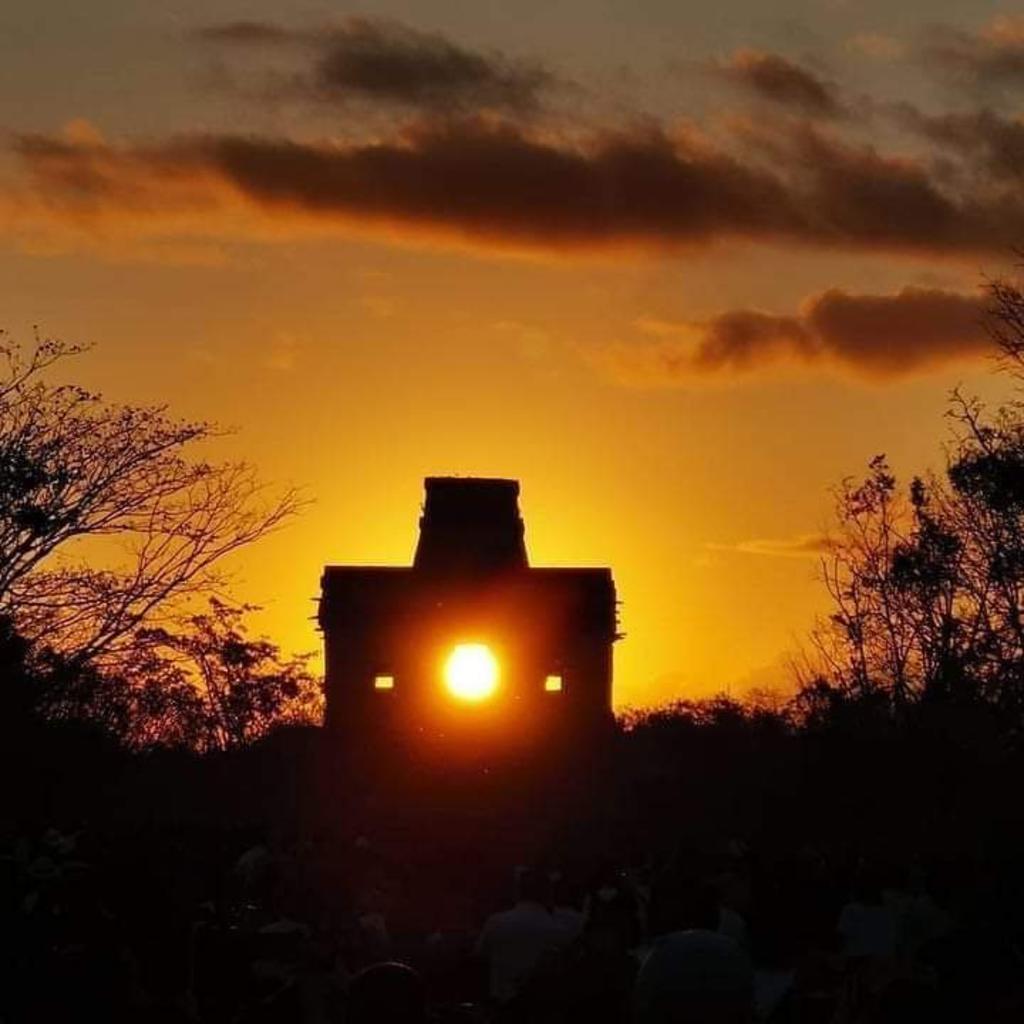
[2,796,1021,1023]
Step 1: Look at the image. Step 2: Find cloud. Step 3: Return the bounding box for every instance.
[781,126,999,252]
[11,15,1024,267]
[4,122,802,254]
[195,21,300,46]
[719,49,842,117]
[804,286,989,375]
[8,114,1024,261]
[921,16,1024,95]
[206,123,806,245]
[895,104,1024,184]
[707,533,833,558]
[688,310,813,371]
[315,18,553,111]
[196,16,556,113]
[9,93,1024,268]
[596,286,990,383]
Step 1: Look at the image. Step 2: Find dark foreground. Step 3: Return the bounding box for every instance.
[2,716,1023,1022]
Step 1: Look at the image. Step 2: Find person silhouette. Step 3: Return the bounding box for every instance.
[633,929,753,1024]
[476,867,570,1004]
[345,961,426,1024]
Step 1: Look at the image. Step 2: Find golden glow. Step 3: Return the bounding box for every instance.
[11,11,1004,715]
[545,674,563,692]
[444,643,499,701]
[374,674,394,690]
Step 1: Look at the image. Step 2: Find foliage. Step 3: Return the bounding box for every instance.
[0,330,304,665]
[619,694,791,734]
[0,330,317,750]
[804,278,1024,737]
[38,599,322,751]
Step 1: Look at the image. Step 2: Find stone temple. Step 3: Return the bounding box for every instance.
[319,477,618,751]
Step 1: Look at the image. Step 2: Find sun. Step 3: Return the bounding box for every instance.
[444,643,500,701]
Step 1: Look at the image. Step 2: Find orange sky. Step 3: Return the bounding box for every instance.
[2,3,1021,706]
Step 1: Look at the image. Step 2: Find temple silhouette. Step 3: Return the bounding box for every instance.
[319,477,618,751]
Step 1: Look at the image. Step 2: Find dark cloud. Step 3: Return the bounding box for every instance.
[896,104,1024,184]
[921,18,1024,95]
[10,118,1024,259]
[720,49,841,117]
[804,286,989,375]
[11,122,804,250]
[785,126,1020,254]
[205,122,804,246]
[150,19,1024,260]
[195,16,556,112]
[614,287,990,381]
[689,310,812,371]
[730,114,1024,251]
[313,18,553,111]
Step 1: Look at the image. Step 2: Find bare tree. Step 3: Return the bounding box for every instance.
[0,331,305,664]
[986,275,1024,377]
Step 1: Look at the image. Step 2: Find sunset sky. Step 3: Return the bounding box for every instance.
[3,1,1023,707]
